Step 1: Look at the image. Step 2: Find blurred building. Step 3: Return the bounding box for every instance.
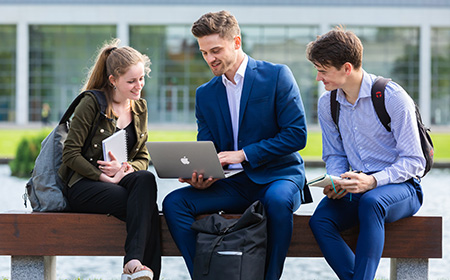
[0,0,449,126]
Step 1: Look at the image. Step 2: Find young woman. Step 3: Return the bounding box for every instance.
[58,39,160,280]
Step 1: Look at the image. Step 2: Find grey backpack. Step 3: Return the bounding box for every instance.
[191,200,267,280]
[24,90,108,212]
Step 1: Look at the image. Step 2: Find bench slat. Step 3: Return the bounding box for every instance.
[0,212,126,256]
[0,212,441,259]
[287,215,442,258]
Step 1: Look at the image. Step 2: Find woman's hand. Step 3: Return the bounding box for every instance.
[99,162,133,184]
[97,151,123,176]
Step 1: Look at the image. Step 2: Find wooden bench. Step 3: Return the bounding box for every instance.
[0,212,442,280]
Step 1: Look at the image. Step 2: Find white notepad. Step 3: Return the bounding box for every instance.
[307,174,342,188]
[102,129,128,163]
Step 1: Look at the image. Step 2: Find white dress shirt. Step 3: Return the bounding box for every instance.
[222,55,249,169]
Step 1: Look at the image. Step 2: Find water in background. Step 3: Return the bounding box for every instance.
[0,165,448,280]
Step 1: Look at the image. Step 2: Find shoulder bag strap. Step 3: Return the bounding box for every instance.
[371,76,392,132]
[330,89,341,134]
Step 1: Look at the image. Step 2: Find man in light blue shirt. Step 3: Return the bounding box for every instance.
[306,26,425,280]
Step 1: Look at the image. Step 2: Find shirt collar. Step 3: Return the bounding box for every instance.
[222,54,248,86]
[359,70,373,99]
[336,69,372,105]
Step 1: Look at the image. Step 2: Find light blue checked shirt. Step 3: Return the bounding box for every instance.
[317,70,426,187]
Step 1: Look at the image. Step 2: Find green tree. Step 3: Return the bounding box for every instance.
[9,133,46,178]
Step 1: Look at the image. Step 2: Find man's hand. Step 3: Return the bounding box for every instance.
[323,181,347,199]
[338,172,377,194]
[323,172,377,199]
[218,150,245,166]
[179,172,219,190]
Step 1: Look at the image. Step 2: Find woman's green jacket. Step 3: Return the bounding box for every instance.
[58,91,149,187]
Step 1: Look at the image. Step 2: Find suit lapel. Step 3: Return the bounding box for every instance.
[213,78,233,139]
[239,57,257,127]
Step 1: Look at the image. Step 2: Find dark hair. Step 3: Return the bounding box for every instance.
[82,38,151,117]
[306,26,363,70]
[191,10,240,40]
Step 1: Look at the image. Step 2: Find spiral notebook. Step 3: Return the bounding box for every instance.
[307,174,342,188]
[102,129,128,163]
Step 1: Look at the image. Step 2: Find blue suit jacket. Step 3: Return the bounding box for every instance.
[195,56,311,202]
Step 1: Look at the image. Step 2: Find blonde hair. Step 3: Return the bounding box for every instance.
[82,38,151,118]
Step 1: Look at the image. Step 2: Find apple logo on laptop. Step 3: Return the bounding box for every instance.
[180,156,190,165]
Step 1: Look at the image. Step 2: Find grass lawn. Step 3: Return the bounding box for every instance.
[0,129,52,158]
[1,128,449,161]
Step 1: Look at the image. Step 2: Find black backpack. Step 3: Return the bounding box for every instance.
[191,200,267,280]
[330,77,434,177]
[24,90,109,211]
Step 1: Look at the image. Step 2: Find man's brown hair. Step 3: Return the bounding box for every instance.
[191,10,240,40]
[306,26,363,70]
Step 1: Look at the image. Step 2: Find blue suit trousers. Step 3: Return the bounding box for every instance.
[309,179,422,280]
[162,172,301,280]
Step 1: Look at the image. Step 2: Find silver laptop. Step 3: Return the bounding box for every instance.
[146,141,243,179]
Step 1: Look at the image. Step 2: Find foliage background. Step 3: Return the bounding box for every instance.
[2,129,449,178]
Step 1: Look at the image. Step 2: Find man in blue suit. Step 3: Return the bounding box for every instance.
[163,10,311,280]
